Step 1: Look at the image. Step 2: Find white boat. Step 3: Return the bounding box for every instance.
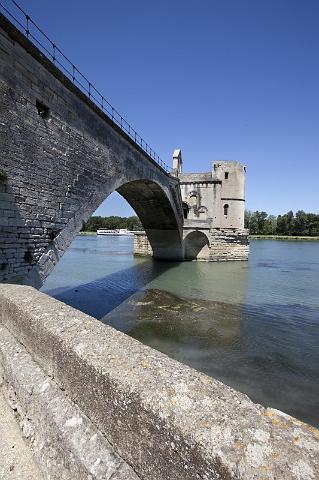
[96,228,134,236]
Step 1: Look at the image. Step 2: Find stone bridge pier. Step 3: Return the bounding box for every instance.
[0,14,183,288]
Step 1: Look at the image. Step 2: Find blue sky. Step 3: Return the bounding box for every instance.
[11,0,319,216]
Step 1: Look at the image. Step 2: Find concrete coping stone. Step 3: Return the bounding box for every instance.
[0,325,139,480]
[0,284,318,480]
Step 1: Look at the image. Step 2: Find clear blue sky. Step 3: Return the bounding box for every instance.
[14,0,319,216]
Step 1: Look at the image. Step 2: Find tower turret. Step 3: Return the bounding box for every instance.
[172,149,183,177]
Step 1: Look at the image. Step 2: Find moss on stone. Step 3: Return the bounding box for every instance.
[0,170,7,182]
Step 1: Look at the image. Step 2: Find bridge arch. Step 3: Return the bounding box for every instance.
[184,231,210,260]
[23,177,183,288]
[116,179,183,260]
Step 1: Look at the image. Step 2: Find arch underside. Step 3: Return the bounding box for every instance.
[117,180,183,260]
[184,231,210,260]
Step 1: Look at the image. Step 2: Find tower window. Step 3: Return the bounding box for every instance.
[225,172,229,179]
[223,204,229,216]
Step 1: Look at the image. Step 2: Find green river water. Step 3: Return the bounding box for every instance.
[42,236,319,427]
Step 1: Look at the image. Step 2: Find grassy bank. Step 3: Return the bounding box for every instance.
[250,235,319,241]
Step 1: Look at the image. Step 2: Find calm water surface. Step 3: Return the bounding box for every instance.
[42,236,319,427]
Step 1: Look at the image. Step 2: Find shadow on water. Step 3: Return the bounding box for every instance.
[45,259,181,319]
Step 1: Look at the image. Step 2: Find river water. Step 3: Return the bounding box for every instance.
[42,236,319,427]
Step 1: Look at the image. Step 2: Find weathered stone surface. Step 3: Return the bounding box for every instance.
[1,284,318,480]
[0,388,43,480]
[0,14,183,288]
[0,324,140,480]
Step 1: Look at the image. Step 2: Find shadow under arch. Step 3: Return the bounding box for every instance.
[45,257,181,320]
[184,231,210,260]
[117,179,183,260]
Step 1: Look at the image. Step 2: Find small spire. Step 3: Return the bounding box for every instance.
[172,149,183,177]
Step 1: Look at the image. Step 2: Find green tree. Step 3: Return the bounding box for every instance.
[294,210,307,236]
[276,214,289,235]
[81,215,142,232]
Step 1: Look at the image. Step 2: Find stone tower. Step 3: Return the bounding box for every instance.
[177,155,249,261]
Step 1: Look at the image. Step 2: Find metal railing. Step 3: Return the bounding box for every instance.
[0,0,170,173]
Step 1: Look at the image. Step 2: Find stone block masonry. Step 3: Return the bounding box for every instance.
[208,228,249,261]
[0,284,318,479]
[134,231,153,256]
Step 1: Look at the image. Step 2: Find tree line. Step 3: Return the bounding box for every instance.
[81,215,143,232]
[245,210,319,236]
[82,211,319,236]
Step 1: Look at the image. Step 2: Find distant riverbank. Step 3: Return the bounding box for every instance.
[250,235,319,241]
[80,232,319,241]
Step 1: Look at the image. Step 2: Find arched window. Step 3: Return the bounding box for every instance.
[223,204,229,216]
[182,202,189,219]
[189,193,197,207]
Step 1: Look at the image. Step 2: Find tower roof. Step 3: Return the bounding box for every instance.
[173,149,182,159]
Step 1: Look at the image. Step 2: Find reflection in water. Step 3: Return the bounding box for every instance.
[42,236,319,427]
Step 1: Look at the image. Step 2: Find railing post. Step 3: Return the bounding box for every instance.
[25,14,30,36]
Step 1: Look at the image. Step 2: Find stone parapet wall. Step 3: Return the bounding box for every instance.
[0,285,318,479]
[183,219,212,229]
[0,325,138,480]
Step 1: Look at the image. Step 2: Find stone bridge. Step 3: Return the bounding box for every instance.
[0,7,318,480]
[0,12,184,288]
